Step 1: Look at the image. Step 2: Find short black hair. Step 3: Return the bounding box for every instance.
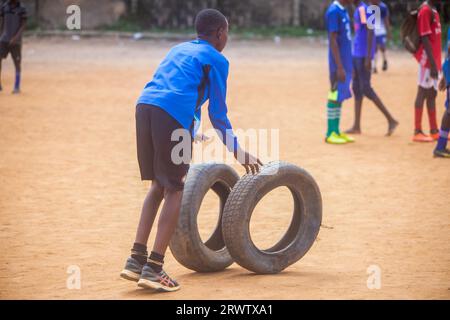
[195,9,227,37]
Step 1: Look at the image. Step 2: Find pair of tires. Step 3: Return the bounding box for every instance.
[169,161,322,274]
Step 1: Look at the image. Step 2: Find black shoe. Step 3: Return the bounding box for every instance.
[120,257,144,282]
[137,265,180,292]
[382,60,388,71]
[434,149,450,158]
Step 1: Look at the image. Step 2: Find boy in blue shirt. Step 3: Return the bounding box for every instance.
[434,29,450,158]
[120,9,262,292]
[346,0,398,136]
[325,0,355,144]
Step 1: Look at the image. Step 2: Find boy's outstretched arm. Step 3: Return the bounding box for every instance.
[208,64,263,174]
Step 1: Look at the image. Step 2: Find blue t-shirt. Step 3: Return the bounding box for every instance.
[353,1,377,58]
[326,1,353,73]
[137,39,238,152]
[443,29,450,87]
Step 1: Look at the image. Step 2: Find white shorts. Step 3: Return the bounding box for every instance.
[418,66,442,90]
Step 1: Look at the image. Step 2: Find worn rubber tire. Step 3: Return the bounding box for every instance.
[222,161,322,274]
[169,163,239,272]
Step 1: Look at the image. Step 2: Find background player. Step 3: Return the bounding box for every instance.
[373,1,390,73]
[412,0,442,143]
[324,0,354,145]
[434,28,450,158]
[0,0,27,94]
[346,0,398,136]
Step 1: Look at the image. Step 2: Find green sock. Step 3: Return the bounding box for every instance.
[327,100,341,137]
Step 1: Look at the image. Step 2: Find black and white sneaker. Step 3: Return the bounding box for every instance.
[120,257,144,282]
[137,265,180,292]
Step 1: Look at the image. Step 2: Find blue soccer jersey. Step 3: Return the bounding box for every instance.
[443,29,450,88]
[353,1,377,58]
[375,1,389,37]
[325,1,353,102]
[137,39,238,152]
[326,1,353,74]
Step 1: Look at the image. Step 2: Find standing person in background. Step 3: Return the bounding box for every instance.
[345,0,398,136]
[0,0,27,94]
[324,0,355,145]
[373,1,390,73]
[433,28,450,158]
[412,0,442,143]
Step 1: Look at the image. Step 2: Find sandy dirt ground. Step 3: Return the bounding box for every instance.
[0,37,449,300]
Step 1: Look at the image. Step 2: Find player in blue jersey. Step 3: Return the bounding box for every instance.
[324,0,355,144]
[120,9,262,292]
[373,1,390,73]
[346,0,398,136]
[434,29,450,158]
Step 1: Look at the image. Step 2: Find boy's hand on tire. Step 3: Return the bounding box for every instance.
[234,149,263,175]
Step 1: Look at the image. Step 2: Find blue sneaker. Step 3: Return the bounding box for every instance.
[137,265,180,292]
[120,257,144,282]
[434,149,450,158]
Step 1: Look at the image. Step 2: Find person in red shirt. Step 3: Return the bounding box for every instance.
[412,0,442,142]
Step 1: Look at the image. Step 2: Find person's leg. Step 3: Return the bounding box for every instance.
[151,189,183,258]
[325,75,346,144]
[134,181,165,246]
[0,58,3,91]
[361,62,398,135]
[434,111,450,155]
[366,91,398,135]
[347,98,362,134]
[373,46,378,73]
[381,45,388,71]
[11,45,22,93]
[346,58,363,134]
[425,88,439,138]
[414,87,426,133]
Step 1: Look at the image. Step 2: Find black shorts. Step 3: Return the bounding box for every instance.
[0,42,21,61]
[136,104,192,191]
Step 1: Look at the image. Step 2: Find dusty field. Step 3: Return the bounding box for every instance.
[0,37,449,300]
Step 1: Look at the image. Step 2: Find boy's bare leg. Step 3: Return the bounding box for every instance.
[346,98,363,134]
[426,88,438,134]
[134,181,165,245]
[0,59,3,91]
[151,189,183,255]
[367,93,398,136]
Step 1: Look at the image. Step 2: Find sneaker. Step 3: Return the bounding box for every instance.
[325,132,347,145]
[120,257,144,282]
[12,88,20,94]
[430,131,440,141]
[382,60,388,71]
[339,133,355,143]
[137,265,180,292]
[433,149,450,158]
[412,131,433,143]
